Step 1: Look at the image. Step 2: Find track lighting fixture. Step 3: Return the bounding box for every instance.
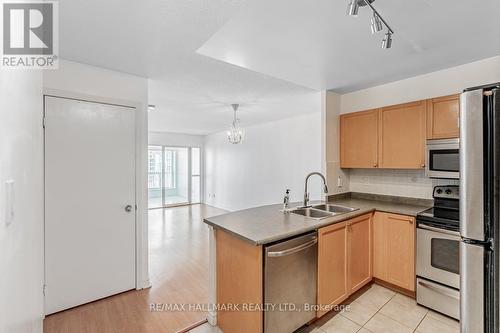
[346,0,395,49]
[346,0,359,17]
[370,12,383,34]
[381,31,393,49]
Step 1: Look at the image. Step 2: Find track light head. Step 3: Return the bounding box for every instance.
[347,0,359,17]
[381,32,393,49]
[370,12,383,34]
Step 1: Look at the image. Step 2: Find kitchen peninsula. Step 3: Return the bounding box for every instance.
[204,193,431,333]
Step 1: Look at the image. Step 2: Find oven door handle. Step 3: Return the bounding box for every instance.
[417,224,461,237]
[418,280,460,300]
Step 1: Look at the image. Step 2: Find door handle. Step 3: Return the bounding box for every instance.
[418,280,460,300]
[267,238,317,257]
[417,224,460,237]
[125,205,133,213]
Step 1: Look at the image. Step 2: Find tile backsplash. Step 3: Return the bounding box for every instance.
[348,169,459,199]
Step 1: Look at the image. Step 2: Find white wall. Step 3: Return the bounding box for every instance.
[43,60,151,288]
[323,91,350,195]
[204,113,324,211]
[341,55,500,114]
[0,72,44,332]
[349,169,458,199]
[336,55,500,199]
[148,131,204,148]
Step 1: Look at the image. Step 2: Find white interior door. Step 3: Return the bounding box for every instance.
[44,96,136,315]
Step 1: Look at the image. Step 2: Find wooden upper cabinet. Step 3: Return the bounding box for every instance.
[340,109,379,168]
[373,212,415,292]
[317,222,348,318]
[347,213,372,294]
[427,94,460,139]
[379,101,427,169]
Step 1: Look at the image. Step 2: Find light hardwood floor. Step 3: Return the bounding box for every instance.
[43,204,227,333]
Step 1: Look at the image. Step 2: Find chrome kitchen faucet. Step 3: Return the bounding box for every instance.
[303,172,328,207]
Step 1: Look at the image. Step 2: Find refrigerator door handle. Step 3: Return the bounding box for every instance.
[460,241,485,333]
[460,90,485,241]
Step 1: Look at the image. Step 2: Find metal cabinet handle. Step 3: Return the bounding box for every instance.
[267,238,317,257]
[125,205,133,213]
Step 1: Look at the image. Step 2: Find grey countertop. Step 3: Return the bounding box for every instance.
[203,197,431,245]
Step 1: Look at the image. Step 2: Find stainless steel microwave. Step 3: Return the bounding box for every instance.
[426,138,460,179]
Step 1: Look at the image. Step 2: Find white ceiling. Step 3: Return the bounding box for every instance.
[58,0,319,135]
[198,0,500,92]
[59,0,500,134]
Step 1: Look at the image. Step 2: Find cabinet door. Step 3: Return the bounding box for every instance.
[379,101,426,169]
[340,109,379,168]
[384,213,415,291]
[347,214,372,294]
[427,94,460,139]
[372,212,386,280]
[317,222,348,318]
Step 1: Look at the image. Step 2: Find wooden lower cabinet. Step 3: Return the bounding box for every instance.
[317,221,348,318]
[347,214,372,293]
[317,213,373,318]
[373,212,415,291]
[216,230,263,333]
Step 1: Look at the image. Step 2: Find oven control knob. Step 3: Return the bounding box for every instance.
[445,189,452,195]
[436,189,443,194]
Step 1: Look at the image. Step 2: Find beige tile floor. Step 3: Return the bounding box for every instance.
[189,284,460,333]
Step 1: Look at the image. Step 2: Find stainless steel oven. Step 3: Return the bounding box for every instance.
[426,138,460,179]
[416,224,460,319]
[416,185,460,320]
[417,225,460,289]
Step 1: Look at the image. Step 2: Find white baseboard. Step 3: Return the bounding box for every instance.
[137,277,152,290]
[207,311,217,326]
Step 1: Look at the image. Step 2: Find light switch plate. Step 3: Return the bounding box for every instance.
[5,180,14,226]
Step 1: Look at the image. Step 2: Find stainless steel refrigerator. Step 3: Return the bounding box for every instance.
[460,82,500,333]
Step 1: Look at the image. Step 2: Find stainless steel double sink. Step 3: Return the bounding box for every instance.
[290,203,358,220]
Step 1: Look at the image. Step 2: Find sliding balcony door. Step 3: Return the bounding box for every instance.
[148,145,201,209]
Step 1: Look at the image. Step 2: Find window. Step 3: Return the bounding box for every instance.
[164,150,176,189]
[147,145,201,208]
[191,147,201,204]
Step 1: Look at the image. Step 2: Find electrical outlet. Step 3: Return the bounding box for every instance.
[337,176,343,188]
[5,180,14,226]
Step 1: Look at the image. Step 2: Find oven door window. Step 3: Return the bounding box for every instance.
[431,238,459,274]
[429,149,459,172]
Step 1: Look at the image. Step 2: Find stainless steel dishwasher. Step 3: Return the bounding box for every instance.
[264,232,318,333]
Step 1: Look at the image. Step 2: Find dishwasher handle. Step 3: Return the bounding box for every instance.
[267,237,317,257]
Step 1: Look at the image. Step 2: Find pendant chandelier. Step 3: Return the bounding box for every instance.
[227,104,244,144]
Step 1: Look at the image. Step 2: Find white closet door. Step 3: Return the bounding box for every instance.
[44,96,136,314]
